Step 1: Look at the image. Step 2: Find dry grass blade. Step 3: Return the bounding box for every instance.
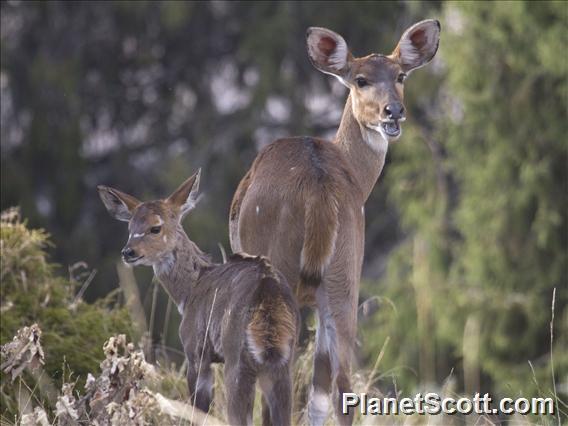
[116,262,148,335]
[116,261,151,357]
[162,298,173,348]
[148,280,160,361]
[71,268,97,308]
[153,392,228,426]
[549,287,560,426]
[217,243,227,264]
[364,336,390,394]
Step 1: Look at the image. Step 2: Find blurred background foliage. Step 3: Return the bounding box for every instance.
[1,0,566,418]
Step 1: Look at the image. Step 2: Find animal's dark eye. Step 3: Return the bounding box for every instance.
[355,77,368,88]
[150,226,161,234]
[397,73,407,84]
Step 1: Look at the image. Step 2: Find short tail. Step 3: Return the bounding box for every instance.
[247,276,297,365]
[300,189,339,288]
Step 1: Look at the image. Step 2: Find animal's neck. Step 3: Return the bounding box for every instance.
[334,94,389,200]
[153,227,212,313]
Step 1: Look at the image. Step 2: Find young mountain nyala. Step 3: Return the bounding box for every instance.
[98,170,299,426]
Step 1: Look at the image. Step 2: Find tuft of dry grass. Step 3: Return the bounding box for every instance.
[3,306,565,425]
[0,327,229,425]
[0,325,44,383]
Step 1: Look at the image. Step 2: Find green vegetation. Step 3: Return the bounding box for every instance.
[0,209,134,419]
[360,0,567,409]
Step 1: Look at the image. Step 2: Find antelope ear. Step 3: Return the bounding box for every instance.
[167,169,201,218]
[97,186,140,222]
[306,27,352,85]
[392,19,440,73]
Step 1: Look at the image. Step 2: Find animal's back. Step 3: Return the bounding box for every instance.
[230,137,362,295]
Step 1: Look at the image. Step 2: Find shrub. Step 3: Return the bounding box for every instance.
[0,208,134,419]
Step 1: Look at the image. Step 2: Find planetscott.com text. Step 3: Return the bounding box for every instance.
[342,392,555,416]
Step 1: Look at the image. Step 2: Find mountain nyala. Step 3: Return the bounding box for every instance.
[98,170,300,426]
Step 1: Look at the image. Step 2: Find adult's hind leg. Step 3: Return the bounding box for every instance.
[326,275,358,426]
[259,365,293,426]
[225,362,256,426]
[261,395,271,426]
[308,289,334,426]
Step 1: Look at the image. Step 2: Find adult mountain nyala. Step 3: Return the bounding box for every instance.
[98,170,300,426]
[230,20,440,425]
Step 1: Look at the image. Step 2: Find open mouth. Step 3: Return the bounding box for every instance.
[381,120,401,137]
[367,118,404,140]
[123,255,144,264]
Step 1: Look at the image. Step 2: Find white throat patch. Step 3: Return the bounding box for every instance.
[363,126,389,155]
[153,252,175,277]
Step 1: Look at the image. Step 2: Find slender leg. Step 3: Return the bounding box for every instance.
[333,337,355,426]
[261,395,271,426]
[308,290,333,426]
[225,363,256,426]
[329,286,357,426]
[187,362,213,413]
[310,273,358,426]
[259,366,293,426]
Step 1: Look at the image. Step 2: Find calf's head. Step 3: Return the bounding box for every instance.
[97,170,201,266]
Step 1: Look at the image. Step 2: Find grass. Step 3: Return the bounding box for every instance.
[7,327,558,425]
[1,210,565,425]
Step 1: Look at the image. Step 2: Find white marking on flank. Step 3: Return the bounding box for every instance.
[246,328,264,364]
[256,205,260,215]
[361,206,365,216]
[177,300,185,315]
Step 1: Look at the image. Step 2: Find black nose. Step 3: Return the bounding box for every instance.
[384,103,405,120]
[121,247,137,260]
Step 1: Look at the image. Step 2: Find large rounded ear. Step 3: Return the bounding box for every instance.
[392,19,440,73]
[306,27,352,84]
[166,169,201,219]
[97,186,140,222]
